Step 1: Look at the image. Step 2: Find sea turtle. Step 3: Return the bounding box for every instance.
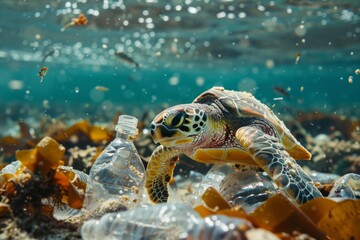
[145,87,322,204]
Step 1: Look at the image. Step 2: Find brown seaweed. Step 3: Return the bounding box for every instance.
[0,137,87,219]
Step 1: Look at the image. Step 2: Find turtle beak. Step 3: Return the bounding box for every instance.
[150,123,193,147]
[150,123,163,144]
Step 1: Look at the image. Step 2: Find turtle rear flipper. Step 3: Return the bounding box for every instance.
[145,146,179,203]
[236,126,323,204]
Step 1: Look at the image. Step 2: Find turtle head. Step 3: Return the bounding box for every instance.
[150,104,207,147]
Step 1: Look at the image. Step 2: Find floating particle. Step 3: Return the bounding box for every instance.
[265,59,274,69]
[348,76,353,84]
[294,25,306,37]
[295,53,301,64]
[196,76,205,86]
[95,86,109,92]
[155,51,161,57]
[169,75,179,86]
[61,13,88,32]
[38,67,48,82]
[273,97,283,101]
[300,86,304,92]
[42,99,50,109]
[8,80,24,90]
[355,69,360,75]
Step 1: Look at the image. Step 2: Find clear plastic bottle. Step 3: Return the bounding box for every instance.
[81,203,202,240]
[83,115,145,210]
[81,203,255,240]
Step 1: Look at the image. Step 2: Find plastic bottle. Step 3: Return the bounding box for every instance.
[81,203,255,240]
[81,203,201,240]
[83,115,145,210]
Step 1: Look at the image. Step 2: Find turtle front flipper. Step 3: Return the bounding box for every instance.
[145,145,180,203]
[236,126,323,204]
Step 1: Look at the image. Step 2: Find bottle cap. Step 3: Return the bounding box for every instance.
[115,115,138,136]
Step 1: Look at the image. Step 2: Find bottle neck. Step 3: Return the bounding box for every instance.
[116,131,132,140]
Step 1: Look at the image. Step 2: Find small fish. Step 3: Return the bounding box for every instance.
[41,48,56,66]
[272,86,291,99]
[95,86,109,92]
[115,51,140,69]
[295,52,301,64]
[38,67,48,82]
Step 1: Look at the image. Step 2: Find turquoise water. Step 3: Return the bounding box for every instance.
[1,0,360,119]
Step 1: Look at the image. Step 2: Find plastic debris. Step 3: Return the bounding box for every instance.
[83,115,145,210]
[82,202,258,240]
[81,203,201,239]
[328,173,360,199]
[188,214,254,240]
[219,170,278,213]
[0,137,88,218]
[194,164,238,206]
[309,171,340,184]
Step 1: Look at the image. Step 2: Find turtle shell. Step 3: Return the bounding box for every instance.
[193,86,311,160]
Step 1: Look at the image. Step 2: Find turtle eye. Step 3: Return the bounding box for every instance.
[166,112,185,128]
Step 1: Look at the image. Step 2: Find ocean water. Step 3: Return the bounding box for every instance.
[0,0,360,120]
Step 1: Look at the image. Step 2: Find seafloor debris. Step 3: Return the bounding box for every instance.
[285,112,360,174]
[0,137,87,222]
[195,188,360,239]
[0,111,359,239]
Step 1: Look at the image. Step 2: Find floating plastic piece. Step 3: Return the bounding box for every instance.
[251,193,328,239]
[328,173,360,199]
[84,115,145,210]
[81,203,201,239]
[219,170,278,213]
[309,171,340,184]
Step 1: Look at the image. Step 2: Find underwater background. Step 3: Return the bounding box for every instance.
[1,0,360,124]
